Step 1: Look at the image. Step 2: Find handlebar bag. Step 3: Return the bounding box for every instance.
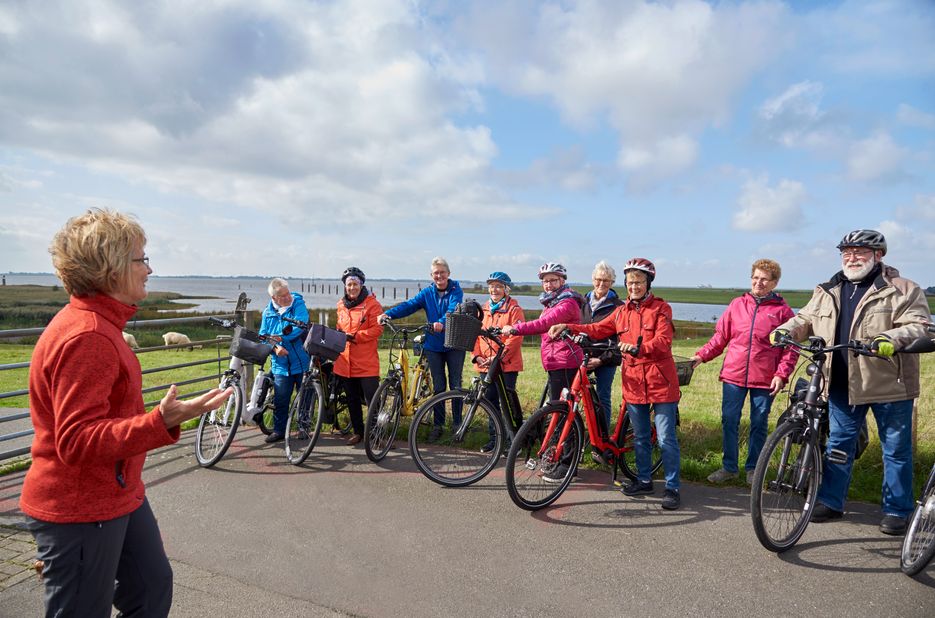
[304,324,348,361]
[230,336,273,365]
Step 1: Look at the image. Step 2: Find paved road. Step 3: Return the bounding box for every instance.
[1,428,933,617]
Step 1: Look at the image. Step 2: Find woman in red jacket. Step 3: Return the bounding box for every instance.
[21,209,230,617]
[471,272,524,453]
[334,267,384,445]
[690,259,796,484]
[550,258,682,510]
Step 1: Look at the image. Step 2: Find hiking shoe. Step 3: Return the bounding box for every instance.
[542,464,570,484]
[880,514,908,536]
[427,426,443,443]
[810,503,844,523]
[480,440,496,454]
[622,480,654,496]
[264,431,284,444]
[661,489,681,510]
[707,468,738,484]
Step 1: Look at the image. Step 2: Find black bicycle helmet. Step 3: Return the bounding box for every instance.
[455,299,484,321]
[836,229,887,256]
[341,266,366,283]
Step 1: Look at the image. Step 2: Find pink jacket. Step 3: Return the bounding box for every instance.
[695,293,797,389]
[513,297,583,371]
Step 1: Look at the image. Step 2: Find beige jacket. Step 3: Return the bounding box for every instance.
[778,265,930,405]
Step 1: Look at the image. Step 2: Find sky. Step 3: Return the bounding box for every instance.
[1,0,934,289]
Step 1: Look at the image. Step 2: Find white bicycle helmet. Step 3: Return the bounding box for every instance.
[538,262,568,280]
[836,229,887,256]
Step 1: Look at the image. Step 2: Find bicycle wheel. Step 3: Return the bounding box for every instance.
[195,375,243,468]
[505,403,583,511]
[365,379,402,462]
[750,421,820,552]
[618,410,664,482]
[408,390,503,487]
[331,381,352,436]
[285,381,324,465]
[901,466,935,576]
[255,382,275,435]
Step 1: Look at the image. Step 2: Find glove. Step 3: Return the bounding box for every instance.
[769,329,789,346]
[871,336,895,358]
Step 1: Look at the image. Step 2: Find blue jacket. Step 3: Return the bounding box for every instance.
[258,292,311,376]
[384,280,464,352]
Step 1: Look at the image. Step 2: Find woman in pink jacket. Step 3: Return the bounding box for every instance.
[501,262,584,401]
[691,259,796,484]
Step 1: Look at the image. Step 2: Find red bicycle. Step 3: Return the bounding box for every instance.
[504,331,664,510]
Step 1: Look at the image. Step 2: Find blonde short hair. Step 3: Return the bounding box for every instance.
[592,261,616,282]
[751,259,781,282]
[49,209,146,297]
[430,257,450,273]
[268,278,290,297]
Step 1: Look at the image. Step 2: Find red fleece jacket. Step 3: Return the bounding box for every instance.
[20,294,180,523]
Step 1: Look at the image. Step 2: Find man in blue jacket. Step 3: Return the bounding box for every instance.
[379,257,464,442]
[259,278,311,443]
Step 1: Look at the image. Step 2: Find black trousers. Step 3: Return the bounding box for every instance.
[343,375,379,437]
[547,368,577,401]
[26,497,173,618]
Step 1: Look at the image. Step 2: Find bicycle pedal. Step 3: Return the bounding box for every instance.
[826,448,848,465]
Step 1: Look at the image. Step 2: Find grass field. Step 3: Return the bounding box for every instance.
[2,339,933,504]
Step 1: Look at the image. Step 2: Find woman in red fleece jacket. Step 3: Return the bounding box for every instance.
[21,209,230,618]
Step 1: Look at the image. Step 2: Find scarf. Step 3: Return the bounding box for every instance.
[343,286,370,309]
[539,284,585,309]
[489,296,508,314]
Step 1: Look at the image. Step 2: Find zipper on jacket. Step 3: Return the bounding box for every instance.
[743,297,761,388]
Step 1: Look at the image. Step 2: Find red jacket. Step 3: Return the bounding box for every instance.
[694,292,797,389]
[333,292,384,378]
[570,294,680,404]
[472,297,524,373]
[21,294,179,524]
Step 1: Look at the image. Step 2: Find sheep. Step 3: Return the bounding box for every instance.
[122,332,139,349]
[162,331,197,350]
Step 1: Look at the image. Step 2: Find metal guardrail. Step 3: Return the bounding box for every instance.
[0,312,249,463]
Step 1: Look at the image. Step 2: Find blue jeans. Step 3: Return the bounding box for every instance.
[593,364,616,434]
[273,372,304,435]
[720,382,774,474]
[626,402,681,491]
[425,349,466,427]
[817,392,914,517]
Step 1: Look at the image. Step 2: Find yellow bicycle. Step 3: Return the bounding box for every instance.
[365,320,434,462]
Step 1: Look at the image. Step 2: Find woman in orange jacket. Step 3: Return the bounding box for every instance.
[549,258,682,510]
[471,272,524,452]
[334,267,384,445]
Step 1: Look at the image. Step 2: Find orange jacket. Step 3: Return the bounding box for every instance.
[472,297,525,373]
[333,292,384,378]
[569,294,680,405]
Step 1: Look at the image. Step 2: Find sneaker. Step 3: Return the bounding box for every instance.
[542,464,570,484]
[879,514,908,536]
[427,426,444,443]
[706,468,738,484]
[480,439,496,454]
[590,450,610,466]
[346,434,362,446]
[661,489,681,510]
[743,470,753,486]
[264,431,284,444]
[810,503,844,523]
[622,480,654,496]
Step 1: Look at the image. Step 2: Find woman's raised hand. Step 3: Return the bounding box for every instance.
[159,385,233,429]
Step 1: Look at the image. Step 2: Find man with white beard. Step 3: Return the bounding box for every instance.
[771,229,930,535]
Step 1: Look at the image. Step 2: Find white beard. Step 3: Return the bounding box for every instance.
[843,258,875,281]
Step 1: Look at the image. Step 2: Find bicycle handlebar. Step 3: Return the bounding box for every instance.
[379,318,432,335]
[208,316,237,330]
[558,330,642,358]
[773,334,877,358]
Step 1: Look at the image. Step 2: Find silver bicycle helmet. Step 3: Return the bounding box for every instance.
[836,229,887,256]
[538,262,567,280]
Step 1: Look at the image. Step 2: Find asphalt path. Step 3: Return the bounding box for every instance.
[1,427,933,617]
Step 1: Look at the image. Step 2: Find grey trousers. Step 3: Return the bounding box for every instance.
[25,497,173,618]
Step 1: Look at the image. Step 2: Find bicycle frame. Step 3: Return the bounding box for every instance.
[383,322,432,415]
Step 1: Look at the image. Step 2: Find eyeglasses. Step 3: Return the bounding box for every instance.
[840,248,873,258]
[132,256,150,265]
[593,278,613,284]
[541,277,562,285]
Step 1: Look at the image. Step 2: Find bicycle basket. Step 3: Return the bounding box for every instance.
[444,312,483,352]
[304,323,348,361]
[673,355,694,386]
[230,333,273,365]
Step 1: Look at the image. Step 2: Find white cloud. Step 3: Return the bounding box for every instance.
[757,81,839,149]
[618,135,698,190]
[896,104,935,130]
[846,132,908,184]
[732,177,806,232]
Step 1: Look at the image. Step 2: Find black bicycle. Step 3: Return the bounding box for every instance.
[751,333,931,552]
[408,326,527,487]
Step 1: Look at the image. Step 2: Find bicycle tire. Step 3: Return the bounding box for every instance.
[255,383,275,435]
[285,381,324,465]
[329,376,353,436]
[195,375,243,468]
[618,410,665,482]
[408,390,503,487]
[365,379,402,462]
[505,403,583,511]
[901,465,935,576]
[750,421,820,552]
